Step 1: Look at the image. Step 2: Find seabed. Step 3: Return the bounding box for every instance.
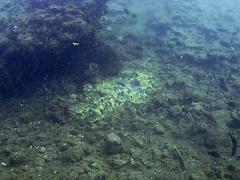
[0,0,240,179]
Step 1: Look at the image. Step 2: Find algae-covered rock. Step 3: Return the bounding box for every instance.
[34,157,45,167]
[153,124,165,135]
[132,135,145,148]
[45,96,69,123]
[9,152,27,166]
[60,147,85,163]
[70,71,154,124]
[109,154,130,169]
[105,133,123,154]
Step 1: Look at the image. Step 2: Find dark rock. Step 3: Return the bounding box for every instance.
[147,98,162,112]
[58,143,70,152]
[166,80,187,91]
[219,77,228,92]
[9,153,26,166]
[85,133,98,144]
[1,147,12,156]
[105,133,123,155]
[153,124,165,135]
[227,164,237,171]
[188,121,208,136]
[169,105,183,118]
[69,129,80,136]
[227,119,240,129]
[227,101,239,109]
[45,97,69,123]
[150,21,171,36]
[208,150,221,158]
[60,148,85,163]
[203,134,218,149]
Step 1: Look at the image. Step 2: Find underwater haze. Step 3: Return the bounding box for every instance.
[0,0,240,179]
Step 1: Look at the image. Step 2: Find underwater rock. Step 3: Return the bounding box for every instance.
[169,105,184,119]
[227,110,240,129]
[9,152,27,166]
[58,143,70,152]
[60,147,85,163]
[1,147,12,157]
[203,133,219,149]
[166,80,188,92]
[45,97,69,123]
[188,121,208,135]
[132,136,145,148]
[208,150,221,158]
[172,149,185,171]
[36,133,47,141]
[105,133,124,155]
[226,163,240,179]
[153,124,165,135]
[147,98,162,112]
[39,147,46,153]
[18,111,35,124]
[34,157,45,168]
[109,154,130,169]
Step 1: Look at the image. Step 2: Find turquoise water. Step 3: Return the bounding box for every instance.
[0,0,240,179]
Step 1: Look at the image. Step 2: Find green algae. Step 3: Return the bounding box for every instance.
[70,69,154,123]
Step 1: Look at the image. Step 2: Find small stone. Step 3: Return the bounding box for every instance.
[1,162,7,166]
[40,147,46,153]
[105,133,123,154]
